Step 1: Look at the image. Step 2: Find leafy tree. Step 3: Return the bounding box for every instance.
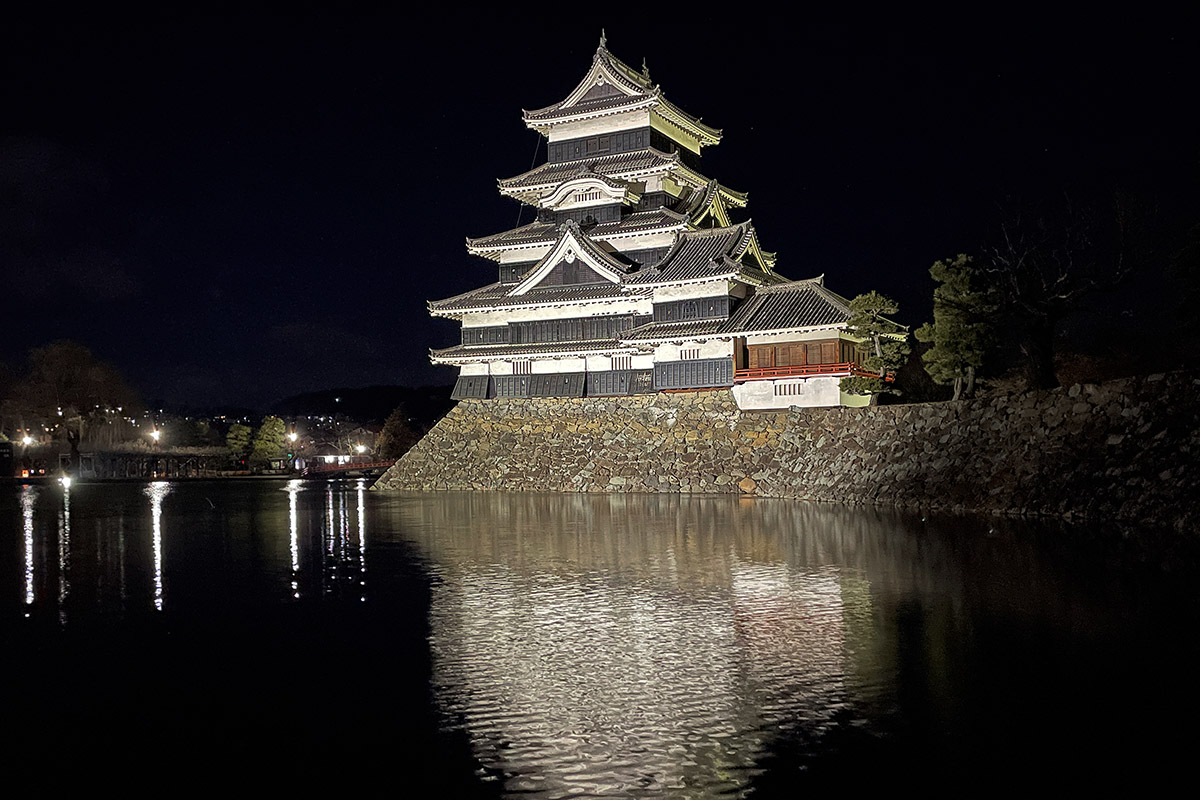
[915,255,997,401]
[250,416,287,468]
[840,291,910,403]
[376,405,419,460]
[226,423,252,463]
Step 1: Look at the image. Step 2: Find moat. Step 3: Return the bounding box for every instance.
[4,480,1197,793]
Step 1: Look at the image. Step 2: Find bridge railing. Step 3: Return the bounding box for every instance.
[734,362,893,382]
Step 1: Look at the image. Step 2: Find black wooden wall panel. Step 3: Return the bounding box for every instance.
[653,358,734,389]
[451,375,491,399]
[461,326,510,345]
[652,296,730,323]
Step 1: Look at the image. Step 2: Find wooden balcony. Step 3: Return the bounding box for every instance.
[733,362,893,382]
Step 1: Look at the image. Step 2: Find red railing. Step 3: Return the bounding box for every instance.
[302,459,396,476]
[734,362,893,382]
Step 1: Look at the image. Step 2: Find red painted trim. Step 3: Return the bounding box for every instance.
[733,362,894,382]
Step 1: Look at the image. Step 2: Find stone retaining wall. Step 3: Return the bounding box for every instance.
[374,372,1200,531]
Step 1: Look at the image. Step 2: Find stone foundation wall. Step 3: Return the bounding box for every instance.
[374,372,1200,531]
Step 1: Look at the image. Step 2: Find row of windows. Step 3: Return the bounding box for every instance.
[463,315,656,347]
[455,361,740,399]
[462,326,510,345]
[746,341,851,368]
[543,127,700,168]
[509,314,651,344]
[547,128,650,163]
[654,296,731,323]
[538,204,623,227]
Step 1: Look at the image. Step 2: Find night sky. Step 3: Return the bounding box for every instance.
[3,14,1196,409]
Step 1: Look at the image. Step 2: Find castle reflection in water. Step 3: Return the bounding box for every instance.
[396,493,877,795]
[9,482,1107,796]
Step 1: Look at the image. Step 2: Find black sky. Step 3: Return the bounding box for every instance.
[3,13,1197,409]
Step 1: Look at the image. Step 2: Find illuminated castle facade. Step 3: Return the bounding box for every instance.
[429,35,871,410]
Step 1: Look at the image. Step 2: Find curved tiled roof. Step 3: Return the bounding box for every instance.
[429,280,639,314]
[466,208,689,253]
[499,148,680,192]
[521,42,721,145]
[626,223,754,285]
[431,339,641,362]
[620,319,728,341]
[723,279,852,333]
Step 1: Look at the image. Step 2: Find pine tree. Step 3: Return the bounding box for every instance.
[249,416,287,468]
[376,405,419,460]
[839,291,910,403]
[915,254,996,400]
[225,423,252,466]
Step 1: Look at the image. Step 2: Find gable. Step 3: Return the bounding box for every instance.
[579,81,626,103]
[508,224,628,296]
[537,260,612,287]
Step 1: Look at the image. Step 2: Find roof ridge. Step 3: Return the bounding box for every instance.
[677,220,747,239]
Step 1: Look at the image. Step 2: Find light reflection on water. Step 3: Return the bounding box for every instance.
[12,479,371,618]
[145,481,171,611]
[21,485,36,612]
[4,483,1198,792]
[57,485,70,624]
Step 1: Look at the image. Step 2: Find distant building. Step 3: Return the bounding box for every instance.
[429,36,874,409]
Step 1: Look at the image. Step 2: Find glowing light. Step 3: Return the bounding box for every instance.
[144,482,172,611]
[355,444,366,454]
[60,476,72,489]
[150,429,161,442]
[22,435,33,446]
[287,432,299,443]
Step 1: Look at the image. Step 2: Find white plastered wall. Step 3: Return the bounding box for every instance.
[547,110,650,141]
[531,357,586,374]
[732,376,844,410]
[462,298,652,327]
[744,326,845,345]
[652,281,731,302]
[654,339,733,362]
[631,354,654,369]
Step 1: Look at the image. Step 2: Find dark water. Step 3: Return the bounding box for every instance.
[3,480,1198,794]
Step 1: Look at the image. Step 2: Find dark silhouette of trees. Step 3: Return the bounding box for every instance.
[15,340,141,419]
[376,405,419,460]
[982,197,1137,389]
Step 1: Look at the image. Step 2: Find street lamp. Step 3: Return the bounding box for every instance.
[288,432,299,443]
[150,429,161,443]
[21,435,33,446]
[355,444,366,455]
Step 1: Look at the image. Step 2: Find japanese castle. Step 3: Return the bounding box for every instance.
[430,35,872,410]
